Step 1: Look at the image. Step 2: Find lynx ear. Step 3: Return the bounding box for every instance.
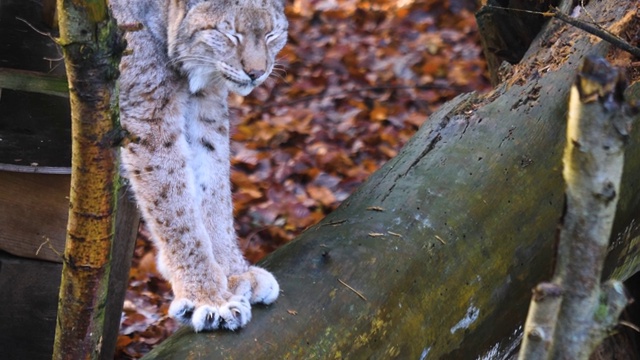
[167,0,187,58]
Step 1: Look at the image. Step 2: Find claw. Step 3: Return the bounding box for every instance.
[192,306,220,332]
[180,307,194,319]
[169,298,196,325]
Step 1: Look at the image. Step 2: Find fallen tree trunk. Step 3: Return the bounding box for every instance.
[144,1,640,358]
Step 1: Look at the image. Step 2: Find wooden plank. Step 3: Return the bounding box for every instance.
[0,184,140,359]
[101,187,139,360]
[0,68,69,98]
[0,171,69,263]
[0,251,61,359]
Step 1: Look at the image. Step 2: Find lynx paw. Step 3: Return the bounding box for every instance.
[229,266,280,305]
[169,296,251,332]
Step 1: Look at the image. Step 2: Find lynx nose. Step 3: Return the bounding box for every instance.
[246,69,265,81]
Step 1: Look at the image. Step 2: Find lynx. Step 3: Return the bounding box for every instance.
[109,0,288,332]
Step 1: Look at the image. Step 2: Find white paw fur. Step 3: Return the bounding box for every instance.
[170,296,251,332]
[169,298,195,325]
[230,266,280,305]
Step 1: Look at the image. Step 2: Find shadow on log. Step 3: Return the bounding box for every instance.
[144,1,640,358]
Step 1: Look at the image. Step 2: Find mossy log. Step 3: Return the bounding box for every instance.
[144,1,640,358]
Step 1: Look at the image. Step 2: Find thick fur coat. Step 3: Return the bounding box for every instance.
[110,0,288,331]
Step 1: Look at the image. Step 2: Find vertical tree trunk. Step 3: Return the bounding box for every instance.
[52,1,124,359]
[550,58,631,359]
[518,57,632,360]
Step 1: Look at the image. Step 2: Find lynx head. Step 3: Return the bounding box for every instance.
[168,0,288,95]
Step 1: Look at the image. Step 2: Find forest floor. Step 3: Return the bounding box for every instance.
[115,0,491,357]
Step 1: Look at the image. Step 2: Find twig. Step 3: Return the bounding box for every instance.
[321,219,347,227]
[550,7,640,58]
[619,320,640,333]
[338,278,367,301]
[483,5,640,59]
[36,236,63,259]
[435,235,446,245]
[16,16,57,42]
[519,283,564,360]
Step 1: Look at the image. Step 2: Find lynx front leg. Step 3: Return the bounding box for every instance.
[192,95,280,307]
[123,133,253,331]
[120,100,252,332]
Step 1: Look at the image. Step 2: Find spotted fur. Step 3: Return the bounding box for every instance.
[110,0,287,331]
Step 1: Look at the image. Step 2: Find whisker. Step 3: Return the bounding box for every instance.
[166,55,219,67]
[268,71,286,80]
[270,71,288,82]
[271,68,287,76]
[268,73,290,86]
[274,57,288,65]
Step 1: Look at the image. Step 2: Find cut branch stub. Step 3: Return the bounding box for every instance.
[519,283,564,360]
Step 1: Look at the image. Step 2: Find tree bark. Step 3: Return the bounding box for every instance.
[144,1,640,358]
[550,57,631,360]
[519,57,633,360]
[52,1,125,359]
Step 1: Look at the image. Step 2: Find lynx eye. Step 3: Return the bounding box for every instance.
[265,31,281,44]
[224,32,242,45]
[213,26,242,45]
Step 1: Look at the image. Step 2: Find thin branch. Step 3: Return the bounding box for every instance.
[36,236,63,259]
[483,5,640,59]
[550,56,631,359]
[338,278,368,301]
[15,16,57,41]
[550,7,640,58]
[518,56,632,360]
[518,283,564,360]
